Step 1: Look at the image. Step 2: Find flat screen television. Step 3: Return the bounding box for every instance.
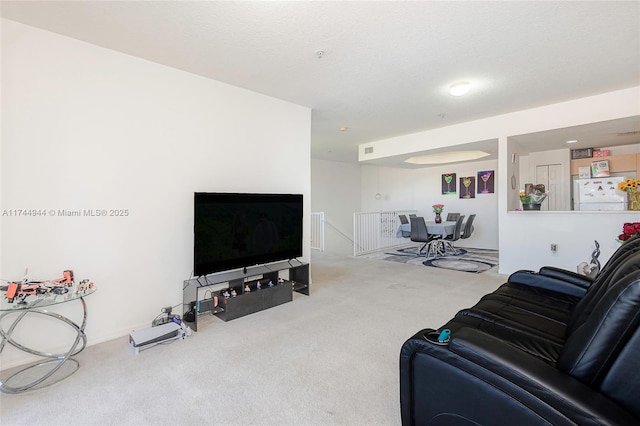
[194,192,303,277]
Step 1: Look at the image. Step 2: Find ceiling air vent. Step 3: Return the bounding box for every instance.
[617,131,640,137]
[364,147,374,154]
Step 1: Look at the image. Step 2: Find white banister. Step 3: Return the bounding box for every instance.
[353,210,416,256]
[310,212,325,251]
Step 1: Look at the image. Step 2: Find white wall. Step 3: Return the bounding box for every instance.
[361,165,415,212]
[311,159,361,255]
[360,87,640,273]
[500,210,640,274]
[1,20,311,367]
[360,159,499,250]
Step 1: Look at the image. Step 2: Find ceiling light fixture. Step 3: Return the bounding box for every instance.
[405,150,490,165]
[566,140,578,144]
[339,127,348,132]
[449,81,470,97]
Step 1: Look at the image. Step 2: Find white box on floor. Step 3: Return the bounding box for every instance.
[129,322,182,355]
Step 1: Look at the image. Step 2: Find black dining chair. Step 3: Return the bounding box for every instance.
[409,214,417,219]
[443,215,465,254]
[399,214,409,225]
[410,217,432,256]
[460,214,476,240]
[446,212,460,222]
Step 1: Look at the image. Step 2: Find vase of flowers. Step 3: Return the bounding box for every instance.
[519,185,547,210]
[432,204,444,223]
[617,178,640,210]
[617,222,640,242]
[519,192,541,210]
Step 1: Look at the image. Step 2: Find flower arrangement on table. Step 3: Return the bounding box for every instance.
[518,191,531,204]
[617,222,640,242]
[519,191,547,203]
[432,203,444,223]
[518,184,547,210]
[617,178,640,210]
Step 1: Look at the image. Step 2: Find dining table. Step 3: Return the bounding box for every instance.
[397,220,458,259]
[396,221,457,238]
[425,221,457,238]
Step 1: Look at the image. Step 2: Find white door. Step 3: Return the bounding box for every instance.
[536,164,566,211]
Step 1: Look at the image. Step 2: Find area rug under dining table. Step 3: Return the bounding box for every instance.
[365,246,499,273]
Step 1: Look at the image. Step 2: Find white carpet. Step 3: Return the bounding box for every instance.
[0,251,507,426]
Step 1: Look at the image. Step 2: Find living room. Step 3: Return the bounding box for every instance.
[2,2,640,424]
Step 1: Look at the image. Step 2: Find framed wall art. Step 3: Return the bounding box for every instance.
[442,173,456,195]
[460,176,475,199]
[477,170,495,194]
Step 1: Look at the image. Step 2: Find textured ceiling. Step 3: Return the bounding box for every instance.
[2,1,640,165]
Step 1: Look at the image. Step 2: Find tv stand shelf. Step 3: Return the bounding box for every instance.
[183,261,309,331]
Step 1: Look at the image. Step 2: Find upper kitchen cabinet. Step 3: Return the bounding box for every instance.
[570,153,639,176]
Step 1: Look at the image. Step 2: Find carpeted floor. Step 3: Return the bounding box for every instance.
[364,245,499,273]
[0,251,507,426]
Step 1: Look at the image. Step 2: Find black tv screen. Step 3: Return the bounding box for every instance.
[194,192,303,276]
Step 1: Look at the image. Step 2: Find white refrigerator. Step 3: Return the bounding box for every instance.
[573,177,627,211]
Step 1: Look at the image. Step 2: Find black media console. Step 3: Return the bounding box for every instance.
[182,261,309,331]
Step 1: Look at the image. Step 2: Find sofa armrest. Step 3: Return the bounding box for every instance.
[447,328,636,425]
[539,266,594,289]
[508,270,587,297]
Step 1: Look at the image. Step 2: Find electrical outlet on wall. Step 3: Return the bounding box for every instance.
[550,243,558,253]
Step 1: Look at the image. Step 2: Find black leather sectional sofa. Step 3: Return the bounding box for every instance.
[400,236,640,426]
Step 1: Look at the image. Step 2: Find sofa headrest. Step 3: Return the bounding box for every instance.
[600,235,640,276]
[568,250,640,333]
[558,269,640,386]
